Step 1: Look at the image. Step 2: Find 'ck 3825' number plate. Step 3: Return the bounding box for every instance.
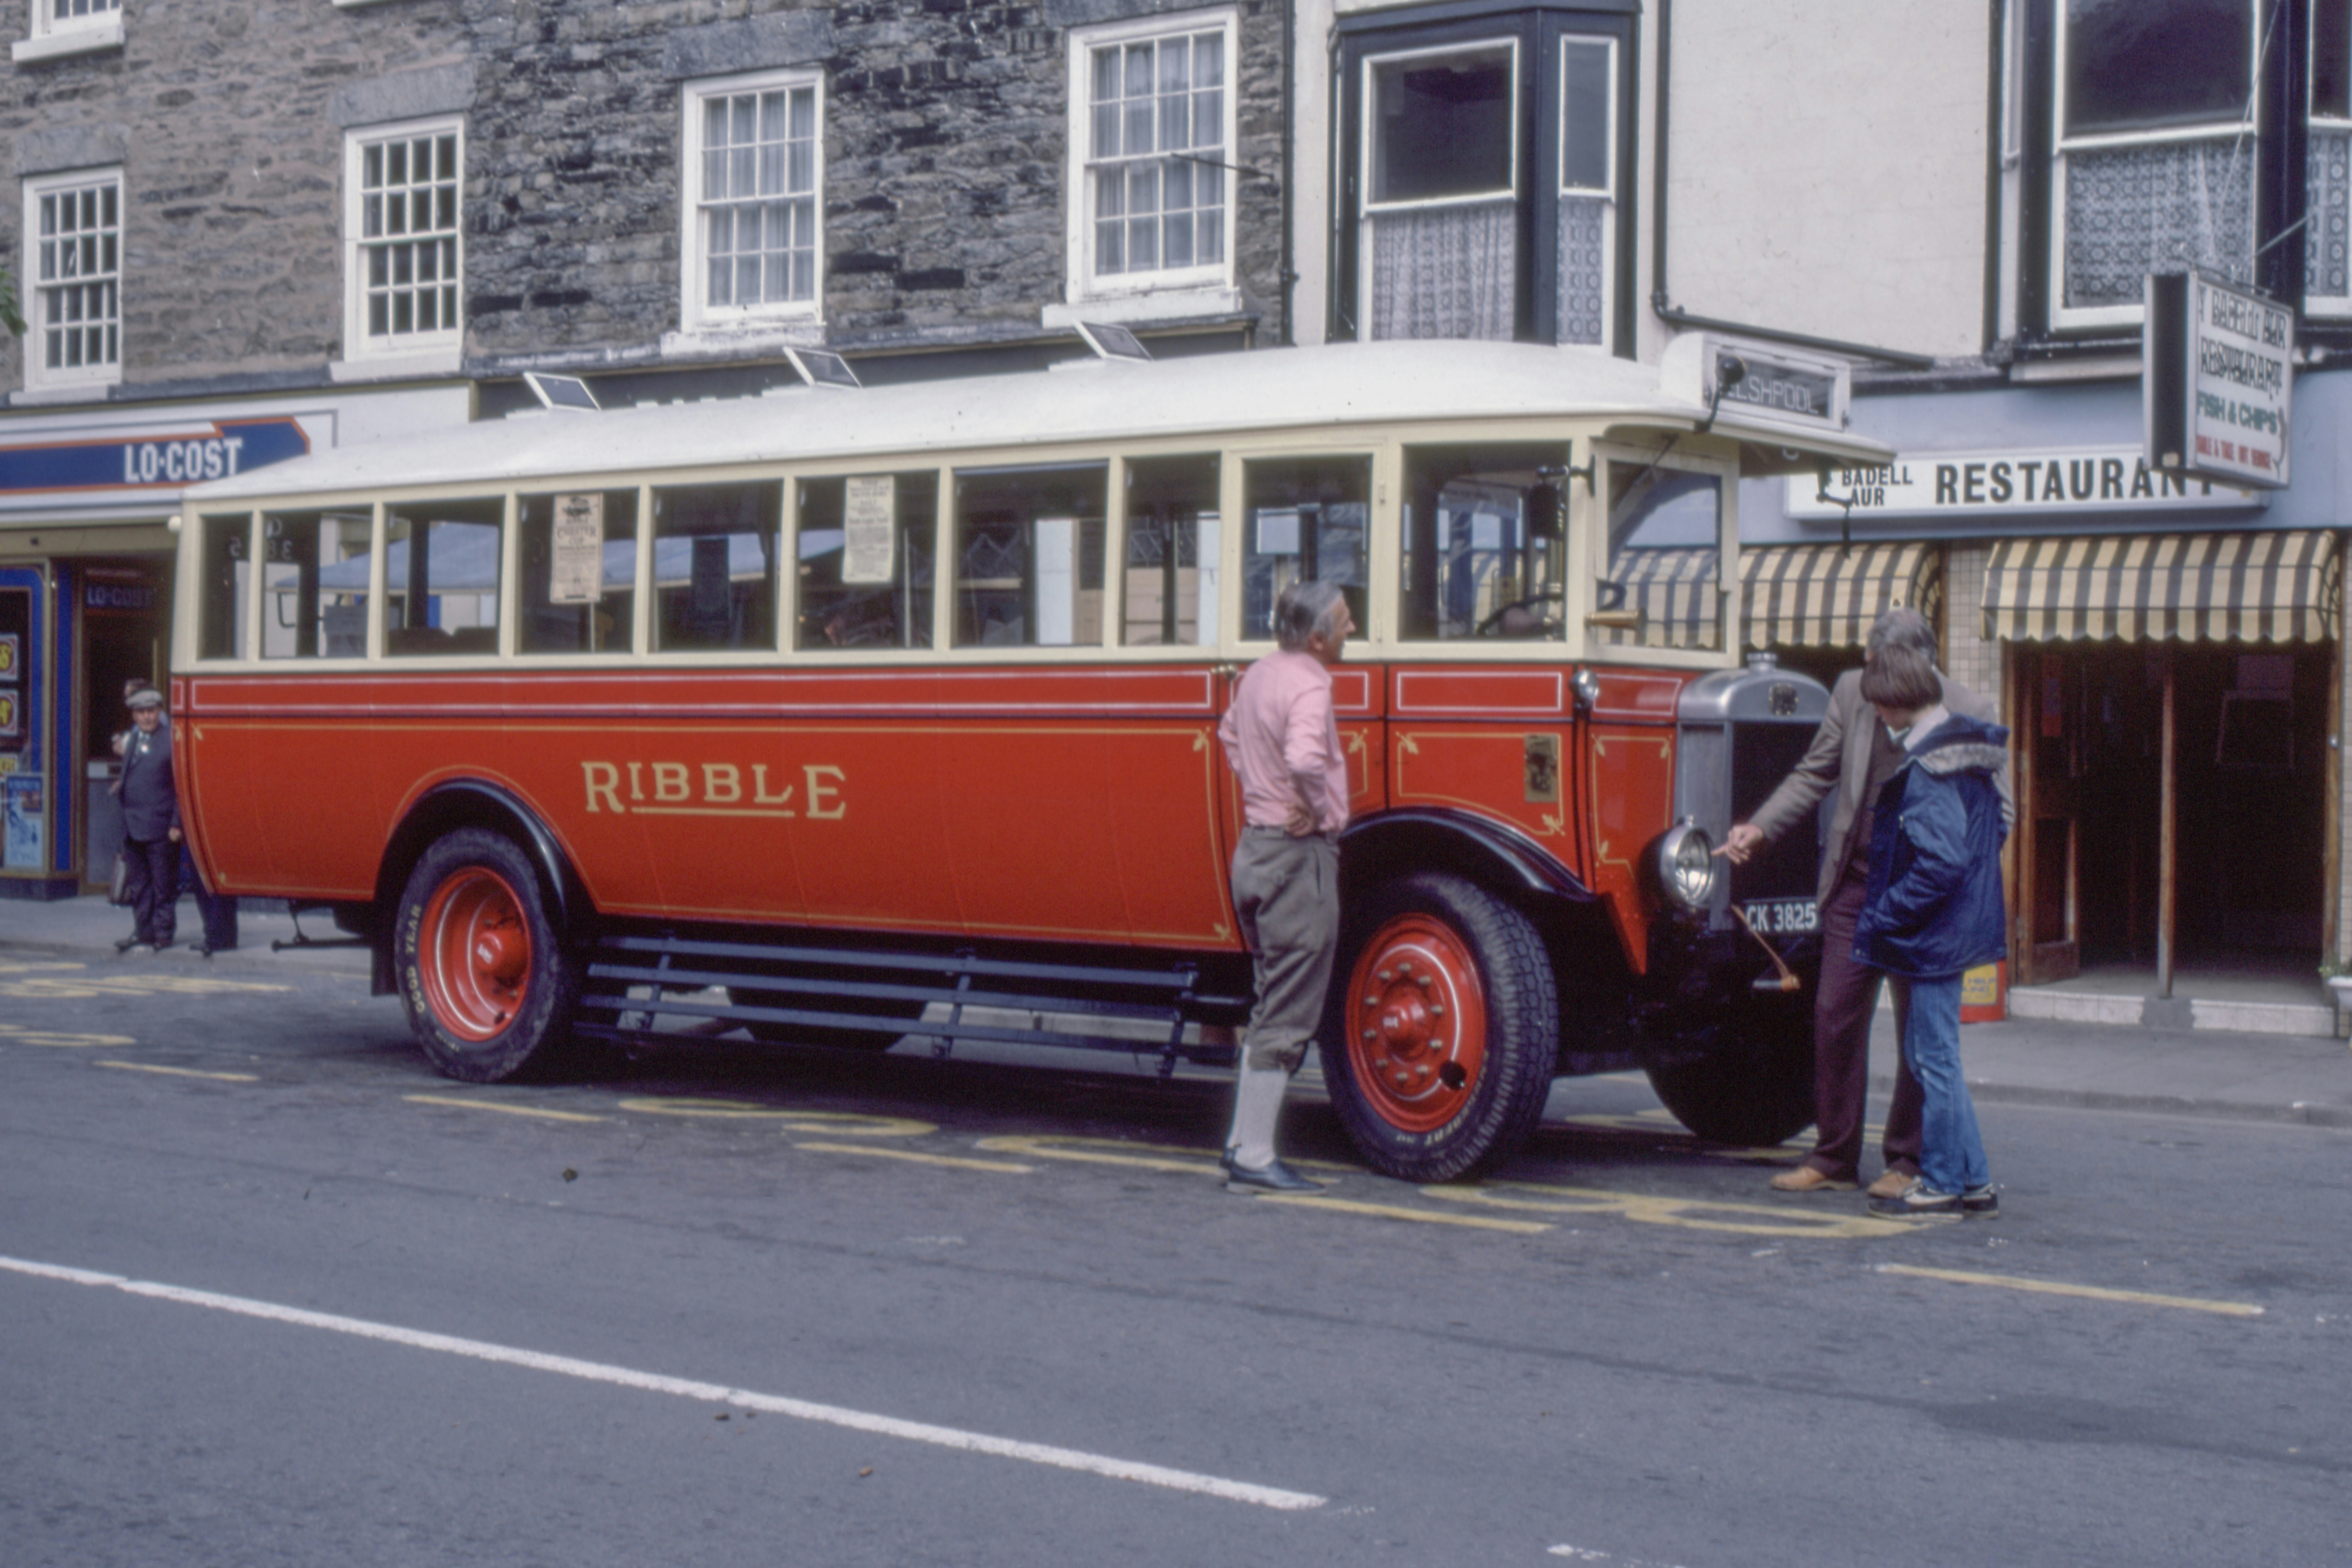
[1743,899,1818,935]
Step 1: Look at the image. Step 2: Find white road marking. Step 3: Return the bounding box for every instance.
[0,1254,1325,1512]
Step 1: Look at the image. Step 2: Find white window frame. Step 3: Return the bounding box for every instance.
[340,115,466,374]
[1355,36,1522,337]
[1557,34,1617,352]
[677,67,826,339]
[21,166,123,394]
[1060,10,1240,313]
[12,0,122,63]
[2048,3,2259,332]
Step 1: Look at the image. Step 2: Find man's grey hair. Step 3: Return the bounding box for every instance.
[1864,607,1937,662]
[1274,579,1348,651]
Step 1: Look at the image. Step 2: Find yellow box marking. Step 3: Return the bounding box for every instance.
[96,1060,260,1083]
[974,1133,1225,1176]
[614,1098,934,1139]
[0,1023,137,1049]
[404,1094,607,1124]
[1877,1263,2265,1317]
[1424,1181,1912,1240]
[0,961,87,974]
[1252,1194,1550,1234]
[792,1140,1033,1174]
[0,975,292,1000]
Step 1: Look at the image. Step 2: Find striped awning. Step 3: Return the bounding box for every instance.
[1596,547,1720,651]
[1982,531,2341,644]
[1740,541,1940,649]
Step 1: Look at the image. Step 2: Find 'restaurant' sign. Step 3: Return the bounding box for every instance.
[2145,270,2292,491]
[1786,447,2263,520]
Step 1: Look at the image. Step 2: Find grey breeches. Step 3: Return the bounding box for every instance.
[1229,830,1341,1073]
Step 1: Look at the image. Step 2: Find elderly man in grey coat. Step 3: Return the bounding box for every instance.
[113,684,182,954]
[1717,609,2010,1197]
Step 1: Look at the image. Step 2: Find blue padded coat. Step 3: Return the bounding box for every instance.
[1852,711,2010,981]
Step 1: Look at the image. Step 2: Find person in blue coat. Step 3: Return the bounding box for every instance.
[1851,645,2010,1221]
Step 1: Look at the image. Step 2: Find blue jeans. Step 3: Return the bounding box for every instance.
[1898,974,1989,1195]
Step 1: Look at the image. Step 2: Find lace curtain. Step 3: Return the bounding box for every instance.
[1367,199,1514,340]
[2311,129,2352,302]
[2063,137,2253,309]
[1556,196,1608,345]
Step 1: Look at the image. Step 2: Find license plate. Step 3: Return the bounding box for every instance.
[1743,899,1818,936]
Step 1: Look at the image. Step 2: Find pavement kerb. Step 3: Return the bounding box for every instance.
[1871,1071,2352,1130]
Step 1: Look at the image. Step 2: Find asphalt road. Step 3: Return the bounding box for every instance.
[2,944,2346,1568]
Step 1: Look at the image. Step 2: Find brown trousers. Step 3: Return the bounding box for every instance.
[1806,869,1923,1181]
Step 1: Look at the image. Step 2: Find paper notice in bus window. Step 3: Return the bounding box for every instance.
[843,475,896,585]
[550,494,605,604]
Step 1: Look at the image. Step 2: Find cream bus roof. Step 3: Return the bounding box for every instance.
[189,339,1889,504]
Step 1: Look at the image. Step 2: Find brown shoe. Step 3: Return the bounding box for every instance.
[1866,1169,1918,1200]
[1770,1165,1857,1193]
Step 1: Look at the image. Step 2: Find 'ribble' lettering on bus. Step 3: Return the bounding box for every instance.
[580,759,846,817]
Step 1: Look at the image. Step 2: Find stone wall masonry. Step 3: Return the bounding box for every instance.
[0,0,471,392]
[462,0,1287,361]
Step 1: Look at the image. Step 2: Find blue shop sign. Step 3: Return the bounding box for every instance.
[0,417,310,494]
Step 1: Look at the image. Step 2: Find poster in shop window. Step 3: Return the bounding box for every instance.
[843,476,896,585]
[3,774,40,869]
[0,631,17,681]
[550,494,605,604]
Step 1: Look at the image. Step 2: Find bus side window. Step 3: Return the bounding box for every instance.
[1122,455,1220,647]
[519,490,638,654]
[1399,444,1568,640]
[953,462,1107,647]
[261,509,371,659]
[796,472,938,651]
[1600,462,1723,652]
[199,514,253,661]
[1240,456,1369,640]
[385,499,505,657]
[652,483,781,652]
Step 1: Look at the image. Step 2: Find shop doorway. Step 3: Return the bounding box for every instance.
[77,559,170,892]
[2014,641,2330,990]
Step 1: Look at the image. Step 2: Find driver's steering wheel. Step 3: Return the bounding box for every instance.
[1475,588,1565,638]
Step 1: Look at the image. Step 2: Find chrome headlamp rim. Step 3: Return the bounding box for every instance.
[1653,819,1718,912]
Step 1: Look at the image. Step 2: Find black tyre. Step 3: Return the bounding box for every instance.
[395,827,579,1082]
[1642,1007,1815,1147]
[1320,871,1559,1182]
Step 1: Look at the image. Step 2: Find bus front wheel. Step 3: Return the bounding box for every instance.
[396,828,578,1082]
[1321,872,1558,1182]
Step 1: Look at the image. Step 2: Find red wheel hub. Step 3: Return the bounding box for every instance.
[417,866,532,1043]
[1343,913,1487,1134]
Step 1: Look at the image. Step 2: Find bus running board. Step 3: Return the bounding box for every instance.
[572,932,1249,1077]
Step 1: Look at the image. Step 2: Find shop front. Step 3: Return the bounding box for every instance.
[0,385,467,899]
[1740,370,2352,1009]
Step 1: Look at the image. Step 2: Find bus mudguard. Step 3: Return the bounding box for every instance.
[1337,807,1593,909]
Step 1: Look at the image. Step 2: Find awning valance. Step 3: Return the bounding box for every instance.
[1982,531,2340,644]
[1740,541,1940,649]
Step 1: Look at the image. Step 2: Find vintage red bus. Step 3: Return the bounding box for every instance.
[170,337,1885,1180]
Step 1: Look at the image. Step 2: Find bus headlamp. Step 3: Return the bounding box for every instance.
[1654,820,1717,912]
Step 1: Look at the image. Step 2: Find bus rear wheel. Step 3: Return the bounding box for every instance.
[396,828,578,1083]
[1321,872,1558,1183]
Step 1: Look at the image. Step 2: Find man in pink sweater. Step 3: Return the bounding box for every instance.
[1214,579,1354,1194]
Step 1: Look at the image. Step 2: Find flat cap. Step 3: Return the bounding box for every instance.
[125,686,163,710]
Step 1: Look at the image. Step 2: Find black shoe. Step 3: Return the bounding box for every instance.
[1224,1157,1324,1194]
[114,936,140,953]
[1961,1184,2000,1217]
[1867,1180,1962,1221]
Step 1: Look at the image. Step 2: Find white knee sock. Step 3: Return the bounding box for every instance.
[1226,1065,1289,1169]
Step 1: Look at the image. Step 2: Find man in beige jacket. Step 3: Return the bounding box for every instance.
[1718,609,2010,1196]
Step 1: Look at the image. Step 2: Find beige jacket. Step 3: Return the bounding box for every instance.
[1745,667,2012,906]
